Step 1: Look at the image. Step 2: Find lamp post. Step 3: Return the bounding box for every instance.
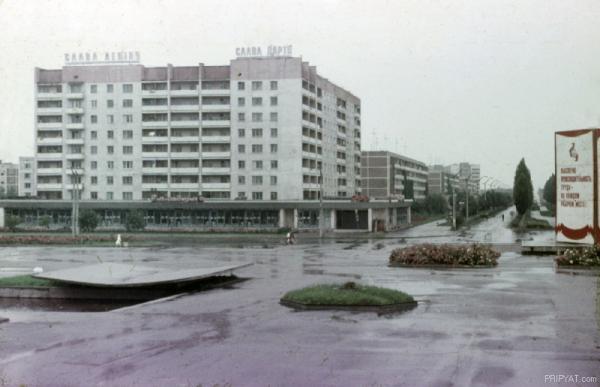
[319,165,324,239]
[71,168,81,236]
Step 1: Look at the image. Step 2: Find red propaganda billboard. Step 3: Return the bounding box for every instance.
[555,129,598,244]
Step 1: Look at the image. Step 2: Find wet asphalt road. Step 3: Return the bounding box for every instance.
[0,209,598,387]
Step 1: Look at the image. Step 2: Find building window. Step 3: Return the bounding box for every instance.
[238,160,245,169]
[107,99,114,108]
[271,160,278,169]
[91,100,97,108]
[270,96,277,106]
[270,176,277,185]
[252,176,263,185]
[123,84,133,93]
[107,146,114,155]
[252,191,263,200]
[270,144,278,153]
[91,131,97,139]
[253,160,263,170]
[122,99,133,108]
[91,176,98,185]
[107,84,114,93]
[252,113,262,122]
[238,112,245,122]
[90,85,97,93]
[107,130,114,139]
[270,81,278,90]
[238,144,245,153]
[91,192,98,199]
[251,81,262,91]
[107,176,114,185]
[252,128,263,137]
[123,161,133,169]
[238,128,245,138]
[107,115,114,124]
[252,97,262,106]
[270,112,278,122]
[270,128,278,138]
[91,161,97,170]
[123,192,133,200]
[123,114,133,123]
[252,144,263,153]
[238,97,245,107]
[123,146,133,154]
[107,161,114,169]
[106,192,114,200]
[238,176,245,184]
[237,81,245,90]
[91,115,97,124]
[122,176,133,185]
[91,146,97,155]
[123,130,133,139]
[270,192,278,200]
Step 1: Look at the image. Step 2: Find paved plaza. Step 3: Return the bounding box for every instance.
[0,210,598,387]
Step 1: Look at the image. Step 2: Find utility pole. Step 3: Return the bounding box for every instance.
[452,186,456,230]
[71,168,80,236]
[319,165,324,239]
[465,175,470,226]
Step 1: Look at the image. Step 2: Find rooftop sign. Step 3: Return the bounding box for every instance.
[64,51,141,66]
[236,45,293,58]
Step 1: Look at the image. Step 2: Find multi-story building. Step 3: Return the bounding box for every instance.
[33,56,361,201]
[0,161,18,198]
[445,162,480,193]
[360,151,428,201]
[18,157,35,197]
[427,165,460,196]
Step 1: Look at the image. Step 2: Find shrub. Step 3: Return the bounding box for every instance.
[5,215,21,232]
[39,215,51,228]
[126,210,145,231]
[79,210,99,232]
[390,243,500,267]
[281,283,414,306]
[556,246,600,267]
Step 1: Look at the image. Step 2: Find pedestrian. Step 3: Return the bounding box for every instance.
[501,214,505,221]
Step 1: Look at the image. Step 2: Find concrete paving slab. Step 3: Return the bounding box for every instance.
[33,262,251,287]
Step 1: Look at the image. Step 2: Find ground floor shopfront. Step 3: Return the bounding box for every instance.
[0,200,411,232]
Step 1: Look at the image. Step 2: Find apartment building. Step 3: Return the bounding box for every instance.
[0,161,18,197]
[34,56,361,201]
[427,165,460,196]
[360,151,428,201]
[445,163,480,193]
[18,157,35,197]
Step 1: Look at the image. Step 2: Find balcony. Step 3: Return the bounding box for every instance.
[201,136,230,143]
[36,153,63,160]
[170,182,200,189]
[65,107,84,115]
[37,93,62,100]
[201,120,230,127]
[142,183,169,189]
[142,120,168,127]
[202,104,230,112]
[170,152,199,159]
[170,167,200,174]
[66,123,84,130]
[66,153,84,160]
[37,122,63,129]
[65,138,85,145]
[170,105,199,113]
[65,183,84,191]
[66,168,84,175]
[142,152,169,158]
[36,168,63,175]
[36,183,62,190]
[200,89,230,96]
[201,167,230,175]
[36,137,63,145]
[142,136,169,144]
[170,120,199,128]
[141,167,168,174]
[201,152,231,159]
[37,107,63,115]
[170,89,199,97]
[201,182,231,190]
[170,136,200,143]
[142,105,168,113]
[142,89,168,97]
[65,92,84,99]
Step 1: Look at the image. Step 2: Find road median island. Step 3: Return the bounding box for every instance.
[280,282,417,314]
[389,243,500,267]
[555,245,600,275]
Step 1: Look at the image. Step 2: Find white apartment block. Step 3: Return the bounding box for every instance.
[360,151,428,201]
[18,157,35,197]
[0,161,19,197]
[34,57,361,201]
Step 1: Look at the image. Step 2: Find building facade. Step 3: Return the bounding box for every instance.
[427,165,460,196]
[18,157,35,197]
[444,162,480,193]
[360,151,428,201]
[34,56,361,201]
[0,161,18,198]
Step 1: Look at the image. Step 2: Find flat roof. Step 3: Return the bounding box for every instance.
[34,262,251,287]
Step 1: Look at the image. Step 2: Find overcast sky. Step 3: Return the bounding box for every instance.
[1,0,599,190]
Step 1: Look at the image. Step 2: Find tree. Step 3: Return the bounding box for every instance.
[424,193,448,214]
[513,158,534,215]
[446,176,453,196]
[126,210,145,231]
[403,173,414,200]
[39,215,51,229]
[5,215,20,232]
[79,210,99,232]
[543,174,556,211]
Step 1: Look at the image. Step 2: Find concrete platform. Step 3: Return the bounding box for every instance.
[33,262,251,287]
[521,240,590,254]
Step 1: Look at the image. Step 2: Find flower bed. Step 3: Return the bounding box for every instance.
[0,235,140,246]
[389,243,500,267]
[555,245,600,267]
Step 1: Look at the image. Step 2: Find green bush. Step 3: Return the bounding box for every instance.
[5,215,21,232]
[126,210,145,231]
[79,210,99,232]
[282,282,414,306]
[390,243,500,267]
[556,246,600,267]
[39,215,51,228]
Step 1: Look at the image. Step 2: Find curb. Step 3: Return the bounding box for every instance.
[280,298,418,314]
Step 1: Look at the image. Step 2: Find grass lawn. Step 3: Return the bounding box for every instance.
[281,282,414,306]
[0,275,57,287]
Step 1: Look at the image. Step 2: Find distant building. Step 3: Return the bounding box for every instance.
[360,151,428,201]
[445,162,480,193]
[18,157,35,197]
[428,165,460,196]
[0,161,19,197]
